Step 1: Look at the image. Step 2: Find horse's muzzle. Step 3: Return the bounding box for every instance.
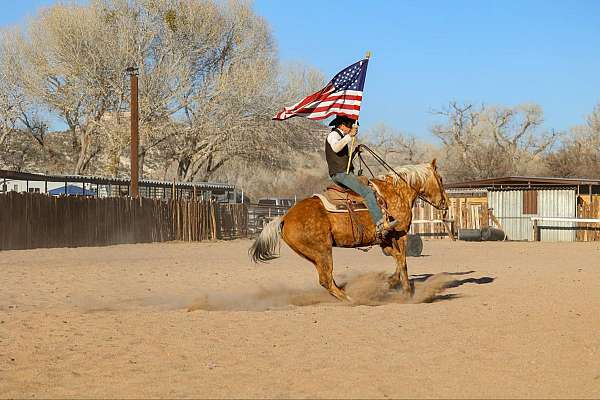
[438,193,450,210]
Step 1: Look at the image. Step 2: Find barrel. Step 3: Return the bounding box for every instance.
[481,227,506,241]
[406,234,423,257]
[458,229,482,241]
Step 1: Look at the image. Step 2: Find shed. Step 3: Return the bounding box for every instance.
[445,176,600,242]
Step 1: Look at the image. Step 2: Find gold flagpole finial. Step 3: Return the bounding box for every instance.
[365,51,372,59]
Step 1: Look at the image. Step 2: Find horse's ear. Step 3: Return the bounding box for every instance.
[431,158,438,170]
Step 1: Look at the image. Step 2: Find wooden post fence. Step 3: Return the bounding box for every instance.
[0,192,248,250]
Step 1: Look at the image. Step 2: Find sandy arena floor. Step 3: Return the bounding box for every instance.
[1,239,600,398]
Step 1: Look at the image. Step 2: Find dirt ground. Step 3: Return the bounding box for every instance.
[1,239,600,399]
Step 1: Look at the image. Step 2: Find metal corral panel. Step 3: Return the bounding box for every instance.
[488,189,576,241]
[538,189,576,242]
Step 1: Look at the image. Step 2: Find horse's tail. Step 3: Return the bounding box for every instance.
[249,216,284,263]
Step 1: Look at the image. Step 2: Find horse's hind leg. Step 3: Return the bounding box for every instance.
[285,236,350,301]
[314,253,352,302]
[282,205,351,302]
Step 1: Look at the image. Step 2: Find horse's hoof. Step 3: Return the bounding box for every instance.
[387,275,401,289]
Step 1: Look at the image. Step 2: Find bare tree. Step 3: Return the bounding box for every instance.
[362,123,436,174]
[0,74,20,151]
[0,0,324,181]
[431,102,558,182]
[545,104,600,178]
[0,38,62,171]
[157,59,326,181]
[1,3,130,174]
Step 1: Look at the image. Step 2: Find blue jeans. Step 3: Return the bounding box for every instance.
[331,173,383,224]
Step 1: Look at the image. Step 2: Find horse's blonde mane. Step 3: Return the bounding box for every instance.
[379,163,431,187]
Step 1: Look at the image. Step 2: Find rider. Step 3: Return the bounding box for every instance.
[326,115,398,237]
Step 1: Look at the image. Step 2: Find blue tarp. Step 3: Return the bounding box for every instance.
[48,185,96,196]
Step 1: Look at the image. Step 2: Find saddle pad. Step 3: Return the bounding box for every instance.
[313,194,369,213]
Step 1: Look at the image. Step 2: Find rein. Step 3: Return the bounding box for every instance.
[357,144,407,183]
[356,144,429,204]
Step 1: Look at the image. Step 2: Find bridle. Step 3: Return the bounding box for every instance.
[356,144,446,208]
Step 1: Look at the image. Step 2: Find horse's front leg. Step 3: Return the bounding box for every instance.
[386,236,414,297]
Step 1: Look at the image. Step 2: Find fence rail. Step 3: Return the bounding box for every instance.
[246,204,289,235]
[0,192,247,250]
[531,216,600,241]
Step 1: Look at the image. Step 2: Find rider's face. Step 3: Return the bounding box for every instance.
[338,123,351,134]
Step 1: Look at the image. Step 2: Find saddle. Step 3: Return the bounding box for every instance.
[313,176,394,245]
[313,175,371,213]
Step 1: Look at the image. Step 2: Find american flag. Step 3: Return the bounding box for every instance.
[273,58,369,121]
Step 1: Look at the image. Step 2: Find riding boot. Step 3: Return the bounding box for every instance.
[376,218,399,238]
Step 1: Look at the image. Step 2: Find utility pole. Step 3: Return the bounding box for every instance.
[127,66,140,197]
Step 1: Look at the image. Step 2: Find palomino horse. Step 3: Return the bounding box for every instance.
[249,159,450,301]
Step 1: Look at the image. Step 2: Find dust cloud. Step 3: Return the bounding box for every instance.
[187,272,456,311]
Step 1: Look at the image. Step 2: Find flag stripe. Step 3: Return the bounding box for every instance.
[289,107,360,119]
[285,84,335,110]
[288,110,360,121]
[303,98,362,108]
[297,103,361,114]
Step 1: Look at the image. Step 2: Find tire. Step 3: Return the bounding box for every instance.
[458,229,482,241]
[406,234,423,257]
[481,227,506,241]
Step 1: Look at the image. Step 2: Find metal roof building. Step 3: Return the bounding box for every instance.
[0,169,237,201]
[446,176,600,191]
[445,176,600,242]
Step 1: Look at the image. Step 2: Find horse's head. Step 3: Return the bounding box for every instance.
[384,160,450,210]
[421,159,450,210]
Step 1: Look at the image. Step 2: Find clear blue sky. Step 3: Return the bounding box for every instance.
[3,1,600,140]
[254,0,600,139]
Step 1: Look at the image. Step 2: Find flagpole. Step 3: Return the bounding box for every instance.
[346,51,371,174]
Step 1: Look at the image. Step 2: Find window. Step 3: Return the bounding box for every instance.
[523,190,538,214]
[258,199,276,206]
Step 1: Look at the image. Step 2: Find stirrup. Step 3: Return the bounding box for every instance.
[376,219,399,238]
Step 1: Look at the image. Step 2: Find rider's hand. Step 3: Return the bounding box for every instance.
[349,124,358,137]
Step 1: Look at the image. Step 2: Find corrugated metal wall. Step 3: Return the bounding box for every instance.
[488,190,529,240]
[488,189,576,241]
[538,190,576,241]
